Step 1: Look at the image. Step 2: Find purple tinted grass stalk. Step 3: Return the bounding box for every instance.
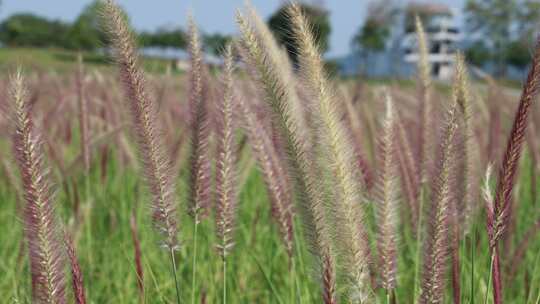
[343,94,375,191]
[215,45,238,304]
[415,16,433,187]
[101,0,179,254]
[450,207,461,304]
[375,93,399,293]
[486,37,540,304]
[100,2,180,303]
[75,52,94,282]
[186,17,212,304]
[239,96,295,257]
[527,127,539,205]
[130,213,144,300]
[64,231,86,304]
[10,69,67,304]
[322,249,337,304]
[395,111,420,231]
[419,102,459,304]
[236,11,337,303]
[288,4,371,300]
[76,53,90,173]
[187,16,212,222]
[449,53,474,304]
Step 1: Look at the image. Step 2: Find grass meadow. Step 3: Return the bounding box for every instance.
[1,1,540,303]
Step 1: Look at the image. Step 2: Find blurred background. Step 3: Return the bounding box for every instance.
[0,0,538,80]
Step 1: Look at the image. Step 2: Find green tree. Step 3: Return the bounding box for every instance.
[353,19,389,54]
[0,14,70,48]
[203,33,232,56]
[465,41,492,67]
[140,28,187,49]
[66,1,107,50]
[351,0,397,75]
[67,1,130,51]
[504,40,531,68]
[268,3,330,65]
[518,0,540,40]
[464,0,540,75]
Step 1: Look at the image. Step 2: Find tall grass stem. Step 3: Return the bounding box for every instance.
[169,249,181,304]
[191,219,199,304]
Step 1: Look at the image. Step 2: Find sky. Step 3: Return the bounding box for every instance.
[0,0,465,57]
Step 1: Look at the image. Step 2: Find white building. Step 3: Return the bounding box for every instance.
[402,3,461,80]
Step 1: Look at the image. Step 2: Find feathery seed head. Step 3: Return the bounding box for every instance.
[64,232,86,304]
[419,101,459,304]
[288,3,372,300]
[236,9,336,301]
[415,15,431,89]
[187,15,213,221]
[215,45,238,259]
[101,0,179,251]
[10,70,67,304]
[239,94,295,256]
[491,37,540,247]
[375,92,399,290]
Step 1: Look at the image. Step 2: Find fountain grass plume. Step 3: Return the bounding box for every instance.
[395,113,420,230]
[64,231,86,304]
[453,52,476,231]
[419,101,459,304]
[375,92,399,291]
[415,16,433,185]
[239,96,294,257]
[10,69,67,304]
[215,44,239,304]
[215,45,238,259]
[100,3,181,303]
[186,16,213,304]
[236,10,336,304]
[101,0,179,252]
[244,3,312,145]
[130,213,144,299]
[490,37,540,251]
[448,53,474,304]
[187,16,212,221]
[287,3,371,301]
[486,36,540,304]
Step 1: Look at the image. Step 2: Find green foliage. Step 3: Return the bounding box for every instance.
[465,0,540,73]
[518,0,540,38]
[66,1,108,51]
[139,28,187,49]
[0,13,70,48]
[465,41,492,66]
[505,40,531,68]
[203,33,232,56]
[268,3,330,65]
[352,19,389,53]
[0,1,126,51]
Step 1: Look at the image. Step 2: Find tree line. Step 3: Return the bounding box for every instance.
[0,1,232,56]
[0,1,331,61]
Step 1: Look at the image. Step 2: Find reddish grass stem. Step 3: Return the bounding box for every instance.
[487,37,540,304]
[64,232,86,304]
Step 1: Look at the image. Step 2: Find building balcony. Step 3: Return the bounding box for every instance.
[404,53,457,63]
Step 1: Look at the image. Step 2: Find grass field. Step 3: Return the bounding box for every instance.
[1,3,540,304]
[0,47,178,75]
[1,149,539,303]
